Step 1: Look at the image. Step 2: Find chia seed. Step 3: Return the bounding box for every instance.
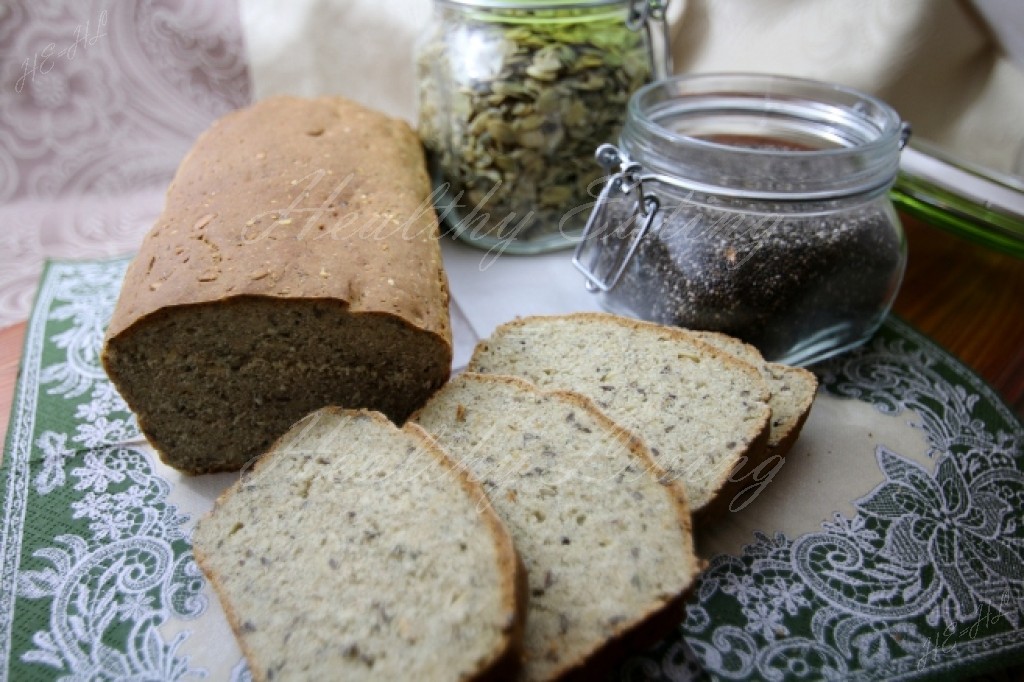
[596,195,904,363]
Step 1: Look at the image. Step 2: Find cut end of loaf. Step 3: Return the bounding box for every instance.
[103,298,451,473]
[101,94,454,475]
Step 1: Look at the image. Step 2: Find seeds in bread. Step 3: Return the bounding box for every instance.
[467,313,772,517]
[689,330,817,455]
[413,373,700,681]
[102,96,452,474]
[192,409,526,682]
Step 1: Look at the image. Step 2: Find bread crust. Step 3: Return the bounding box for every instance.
[103,96,451,347]
[764,362,818,457]
[404,419,529,682]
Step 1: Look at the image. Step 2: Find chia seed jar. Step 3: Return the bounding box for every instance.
[573,73,909,365]
[416,0,670,254]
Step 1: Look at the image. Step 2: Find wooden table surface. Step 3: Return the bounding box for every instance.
[0,213,1022,450]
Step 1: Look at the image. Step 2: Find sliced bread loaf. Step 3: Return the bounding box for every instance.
[689,330,817,455]
[192,408,526,682]
[102,96,453,474]
[467,313,772,519]
[413,373,700,681]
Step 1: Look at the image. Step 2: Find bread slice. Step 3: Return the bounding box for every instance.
[689,330,817,455]
[192,408,526,682]
[762,362,818,453]
[467,313,771,519]
[413,373,700,681]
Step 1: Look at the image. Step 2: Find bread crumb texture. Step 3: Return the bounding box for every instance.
[689,331,818,452]
[467,313,773,513]
[193,409,523,682]
[414,373,699,681]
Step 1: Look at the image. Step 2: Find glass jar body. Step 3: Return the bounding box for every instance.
[597,189,906,365]
[588,74,908,365]
[416,1,651,254]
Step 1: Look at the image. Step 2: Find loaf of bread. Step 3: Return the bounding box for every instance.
[413,373,700,681]
[467,313,772,520]
[690,330,817,456]
[193,409,527,682]
[102,96,452,473]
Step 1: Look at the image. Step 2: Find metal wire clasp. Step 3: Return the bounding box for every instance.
[572,144,661,293]
[626,0,672,79]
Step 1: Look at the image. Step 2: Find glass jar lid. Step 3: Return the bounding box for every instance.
[619,73,909,201]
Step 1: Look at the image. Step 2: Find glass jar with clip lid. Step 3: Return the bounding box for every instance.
[416,0,672,254]
[573,73,911,365]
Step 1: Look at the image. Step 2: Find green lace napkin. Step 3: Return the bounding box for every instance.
[0,259,246,681]
[1,258,1021,681]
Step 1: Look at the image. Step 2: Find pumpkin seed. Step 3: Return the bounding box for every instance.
[417,7,651,245]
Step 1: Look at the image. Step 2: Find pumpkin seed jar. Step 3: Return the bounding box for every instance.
[416,0,668,254]
[574,74,909,365]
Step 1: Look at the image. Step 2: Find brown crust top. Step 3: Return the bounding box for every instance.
[105,95,451,348]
